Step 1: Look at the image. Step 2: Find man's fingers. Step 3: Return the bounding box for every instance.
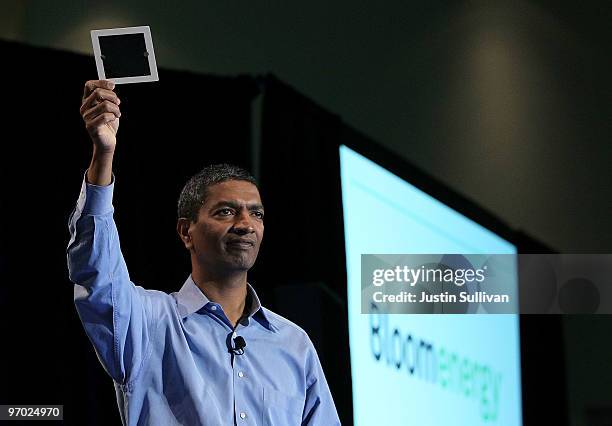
[80,88,121,114]
[83,80,115,99]
[82,100,121,122]
[85,112,118,132]
[82,80,115,101]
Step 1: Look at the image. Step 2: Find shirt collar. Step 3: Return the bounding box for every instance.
[173,275,273,331]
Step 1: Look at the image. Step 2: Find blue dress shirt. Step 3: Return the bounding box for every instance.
[66,175,341,426]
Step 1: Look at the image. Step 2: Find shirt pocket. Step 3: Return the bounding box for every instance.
[262,386,304,426]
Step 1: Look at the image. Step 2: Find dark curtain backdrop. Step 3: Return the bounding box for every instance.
[258,75,353,425]
[0,40,257,424]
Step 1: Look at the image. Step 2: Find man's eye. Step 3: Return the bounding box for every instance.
[217,208,234,216]
[252,211,264,219]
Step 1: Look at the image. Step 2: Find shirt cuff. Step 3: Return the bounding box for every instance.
[76,170,115,215]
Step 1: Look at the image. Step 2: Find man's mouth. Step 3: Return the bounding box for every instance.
[226,239,255,250]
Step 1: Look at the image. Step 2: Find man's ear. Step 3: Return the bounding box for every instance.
[177,218,192,250]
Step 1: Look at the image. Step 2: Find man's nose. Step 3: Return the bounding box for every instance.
[232,211,255,234]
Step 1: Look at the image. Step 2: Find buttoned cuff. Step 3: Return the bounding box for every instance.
[76,170,115,215]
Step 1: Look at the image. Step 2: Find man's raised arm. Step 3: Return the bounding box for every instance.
[67,80,153,386]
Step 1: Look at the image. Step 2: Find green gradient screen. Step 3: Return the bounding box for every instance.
[340,145,522,426]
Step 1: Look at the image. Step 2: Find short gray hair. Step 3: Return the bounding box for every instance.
[177,164,258,222]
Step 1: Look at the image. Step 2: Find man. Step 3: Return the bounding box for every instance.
[67,80,340,425]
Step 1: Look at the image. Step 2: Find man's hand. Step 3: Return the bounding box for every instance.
[80,80,121,154]
[81,80,121,186]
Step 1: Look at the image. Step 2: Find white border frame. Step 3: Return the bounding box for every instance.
[91,26,159,84]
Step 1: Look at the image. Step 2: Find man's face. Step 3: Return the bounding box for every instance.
[186,180,264,274]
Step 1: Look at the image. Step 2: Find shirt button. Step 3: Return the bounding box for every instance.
[238,371,244,378]
[239,412,246,419]
[210,305,217,311]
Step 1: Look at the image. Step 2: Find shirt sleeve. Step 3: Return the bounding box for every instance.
[302,339,341,426]
[66,172,153,386]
